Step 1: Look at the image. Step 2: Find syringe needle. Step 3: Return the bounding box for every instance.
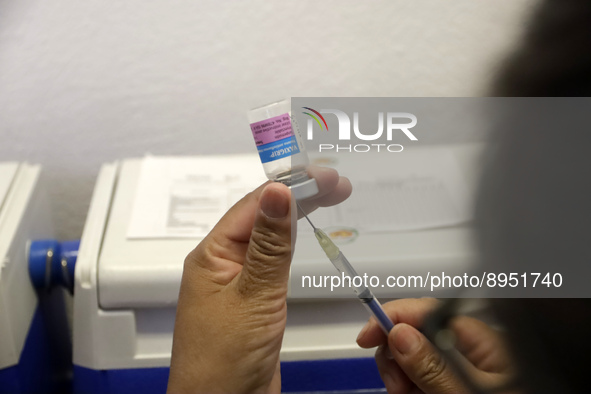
[296,201,317,230]
[314,226,395,334]
[295,202,394,333]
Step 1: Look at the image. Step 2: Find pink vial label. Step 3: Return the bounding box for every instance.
[250,113,300,163]
[250,113,294,146]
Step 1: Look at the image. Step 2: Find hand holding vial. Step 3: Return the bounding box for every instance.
[168,168,351,393]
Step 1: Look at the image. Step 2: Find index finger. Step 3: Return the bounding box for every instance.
[297,166,352,216]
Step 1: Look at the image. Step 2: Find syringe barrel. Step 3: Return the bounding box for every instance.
[330,251,361,279]
[361,297,395,334]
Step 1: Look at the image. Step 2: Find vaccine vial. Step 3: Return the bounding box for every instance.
[248,99,318,200]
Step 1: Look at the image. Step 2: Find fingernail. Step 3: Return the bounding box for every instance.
[384,347,395,360]
[260,186,289,219]
[392,324,420,355]
[378,344,395,360]
[356,320,371,342]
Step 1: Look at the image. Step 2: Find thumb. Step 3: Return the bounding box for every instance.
[388,323,468,394]
[237,183,293,298]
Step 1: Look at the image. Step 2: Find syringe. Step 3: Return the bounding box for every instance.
[298,204,395,334]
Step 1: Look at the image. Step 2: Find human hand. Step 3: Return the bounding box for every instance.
[167,167,351,393]
[357,298,514,394]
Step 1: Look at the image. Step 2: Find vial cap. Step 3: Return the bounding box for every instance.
[290,178,319,200]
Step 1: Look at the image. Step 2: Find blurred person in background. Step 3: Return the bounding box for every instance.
[358,1,591,392]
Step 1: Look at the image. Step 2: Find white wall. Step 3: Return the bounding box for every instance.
[0,0,535,239]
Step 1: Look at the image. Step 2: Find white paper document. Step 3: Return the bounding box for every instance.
[127,155,267,239]
[301,147,473,234]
